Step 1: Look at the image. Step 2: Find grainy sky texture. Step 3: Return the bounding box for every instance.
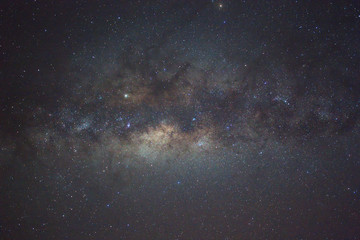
[1,0,360,239]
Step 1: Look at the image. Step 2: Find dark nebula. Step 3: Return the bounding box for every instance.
[1,0,360,239]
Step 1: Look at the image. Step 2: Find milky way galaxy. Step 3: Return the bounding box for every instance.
[1,1,360,239]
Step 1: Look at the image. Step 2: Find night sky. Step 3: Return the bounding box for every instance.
[1,0,360,239]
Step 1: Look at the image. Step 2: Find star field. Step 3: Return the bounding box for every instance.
[1,0,360,239]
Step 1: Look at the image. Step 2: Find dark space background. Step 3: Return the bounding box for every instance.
[1,0,360,239]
